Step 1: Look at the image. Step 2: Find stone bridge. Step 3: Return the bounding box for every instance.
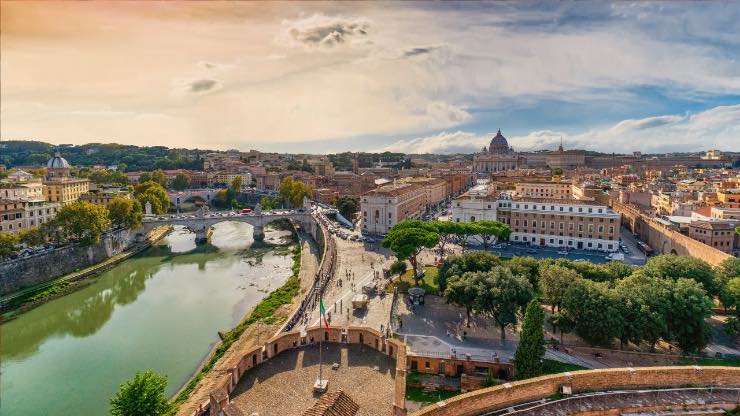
[139,207,314,243]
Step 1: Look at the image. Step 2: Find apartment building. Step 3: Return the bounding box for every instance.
[451,183,499,223]
[360,183,426,234]
[688,221,738,255]
[514,182,572,199]
[399,177,448,211]
[0,199,61,232]
[499,197,621,252]
[79,188,132,209]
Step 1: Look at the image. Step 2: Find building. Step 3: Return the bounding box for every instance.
[717,189,740,208]
[688,221,738,255]
[473,130,520,175]
[514,182,572,199]
[451,182,500,223]
[500,197,621,252]
[0,199,61,233]
[360,183,426,234]
[0,174,44,202]
[399,177,449,212]
[544,141,586,169]
[43,152,90,205]
[79,188,132,208]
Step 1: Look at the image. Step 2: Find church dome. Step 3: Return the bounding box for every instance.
[47,151,70,169]
[489,129,511,154]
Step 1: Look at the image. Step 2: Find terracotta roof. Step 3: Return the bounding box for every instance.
[693,206,712,218]
[302,390,359,416]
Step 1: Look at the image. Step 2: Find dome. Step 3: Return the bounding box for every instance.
[488,129,511,154]
[47,151,70,169]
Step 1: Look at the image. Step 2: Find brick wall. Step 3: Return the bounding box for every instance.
[410,366,740,416]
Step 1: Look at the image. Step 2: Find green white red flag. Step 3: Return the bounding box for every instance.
[319,296,329,328]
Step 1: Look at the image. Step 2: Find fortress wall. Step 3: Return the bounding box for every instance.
[410,366,740,416]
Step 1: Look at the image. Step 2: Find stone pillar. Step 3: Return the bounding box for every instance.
[194,224,211,244]
[253,224,265,241]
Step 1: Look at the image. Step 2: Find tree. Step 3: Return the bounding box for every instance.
[445,272,481,327]
[514,300,546,379]
[539,265,580,313]
[260,195,279,210]
[453,222,478,252]
[614,273,672,350]
[18,227,46,247]
[108,198,144,230]
[507,256,540,290]
[429,220,461,261]
[551,167,563,176]
[717,258,740,311]
[150,170,168,188]
[548,312,575,345]
[279,176,312,208]
[334,196,359,220]
[723,277,740,335]
[230,176,243,193]
[641,254,718,295]
[110,370,172,416]
[134,181,170,215]
[382,222,439,285]
[172,172,191,191]
[389,260,407,276]
[438,251,503,291]
[562,280,623,347]
[474,267,533,340]
[0,232,18,259]
[54,201,111,247]
[474,220,511,251]
[668,278,712,354]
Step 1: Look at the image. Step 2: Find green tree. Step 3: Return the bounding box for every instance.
[474,267,533,340]
[429,220,462,261]
[438,251,503,291]
[562,280,623,347]
[334,196,359,220]
[382,222,439,285]
[134,181,170,215]
[108,198,144,230]
[717,258,740,311]
[230,176,243,193]
[474,220,512,251]
[548,312,575,345]
[18,227,46,247]
[723,277,740,335]
[150,170,169,188]
[54,201,111,246]
[278,176,312,208]
[539,265,580,313]
[551,167,563,176]
[641,254,718,295]
[0,232,18,258]
[514,300,546,379]
[614,273,672,350]
[172,172,191,191]
[110,370,172,416]
[445,272,481,327]
[389,260,407,276]
[668,278,712,353]
[507,256,541,290]
[260,195,279,210]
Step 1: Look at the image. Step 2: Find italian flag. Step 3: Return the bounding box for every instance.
[319,296,330,328]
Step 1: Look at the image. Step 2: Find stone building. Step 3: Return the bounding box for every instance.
[43,151,90,205]
[545,141,586,169]
[360,183,426,234]
[473,130,520,175]
[79,187,132,208]
[688,221,738,256]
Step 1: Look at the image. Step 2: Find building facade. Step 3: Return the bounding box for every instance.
[43,152,90,205]
[514,182,573,199]
[360,183,426,234]
[473,130,520,175]
[688,221,738,255]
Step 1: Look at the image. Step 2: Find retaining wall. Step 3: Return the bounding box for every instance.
[410,366,740,416]
[0,228,136,295]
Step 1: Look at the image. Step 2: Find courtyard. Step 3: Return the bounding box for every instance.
[229,343,396,416]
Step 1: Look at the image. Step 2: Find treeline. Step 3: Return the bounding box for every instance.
[438,251,740,354]
[1,141,204,172]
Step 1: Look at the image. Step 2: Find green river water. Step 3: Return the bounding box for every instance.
[1,222,293,416]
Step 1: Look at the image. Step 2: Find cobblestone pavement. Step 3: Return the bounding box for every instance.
[230,343,396,416]
[303,235,396,331]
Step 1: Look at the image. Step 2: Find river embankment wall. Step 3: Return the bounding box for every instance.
[0,228,138,295]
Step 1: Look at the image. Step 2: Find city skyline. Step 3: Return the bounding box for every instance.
[2,1,739,154]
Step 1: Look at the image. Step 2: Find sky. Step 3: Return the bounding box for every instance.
[1,1,739,154]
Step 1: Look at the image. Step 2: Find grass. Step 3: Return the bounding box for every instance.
[678,356,740,367]
[541,359,587,375]
[405,386,462,404]
[170,243,302,411]
[388,266,440,294]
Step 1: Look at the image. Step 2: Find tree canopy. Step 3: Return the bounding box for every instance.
[474,267,533,340]
[172,172,191,191]
[110,370,172,416]
[134,181,170,215]
[382,222,439,284]
[53,201,111,247]
[279,176,312,208]
[108,198,144,230]
[640,254,718,295]
[514,300,546,379]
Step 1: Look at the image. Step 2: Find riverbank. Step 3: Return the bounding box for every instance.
[0,225,172,321]
[173,225,320,416]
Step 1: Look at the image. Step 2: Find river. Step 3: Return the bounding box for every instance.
[1,222,294,416]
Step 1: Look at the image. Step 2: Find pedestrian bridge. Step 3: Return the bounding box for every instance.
[139,209,313,243]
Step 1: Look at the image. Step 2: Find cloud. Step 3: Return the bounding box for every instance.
[402,46,440,58]
[281,14,370,48]
[425,102,471,125]
[382,105,740,154]
[381,131,488,154]
[187,79,220,93]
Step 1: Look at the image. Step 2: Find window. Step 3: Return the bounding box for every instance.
[578,224,584,232]
[532,220,537,228]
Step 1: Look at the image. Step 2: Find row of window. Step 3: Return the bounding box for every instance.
[513,220,614,233]
[512,235,614,250]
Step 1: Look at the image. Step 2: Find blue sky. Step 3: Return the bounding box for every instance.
[2,1,739,153]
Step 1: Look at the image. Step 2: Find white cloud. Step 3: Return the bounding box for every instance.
[278,14,371,49]
[383,105,740,154]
